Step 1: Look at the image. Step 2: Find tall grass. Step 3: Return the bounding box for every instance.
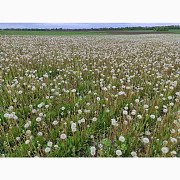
[0,34,179,157]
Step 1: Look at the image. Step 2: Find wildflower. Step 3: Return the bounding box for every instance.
[32,109,37,113]
[144,105,149,109]
[71,123,76,129]
[71,89,76,93]
[116,150,122,156]
[60,133,66,139]
[131,151,137,157]
[18,90,23,94]
[119,136,125,142]
[161,147,169,154]
[39,113,43,117]
[170,129,175,134]
[143,137,149,144]
[78,109,82,114]
[131,110,136,115]
[4,113,10,118]
[53,120,58,125]
[123,110,128,115]
[137,115,142,119]
[111,119,116,126]
[135,99,139,103]
[90,146,96,156]
[61,107,65,110]
[36,117,41,122]
[25,140,30,144]
[81,118,85,123]
[171,151,177,155]
[168,96,172,100]
[24,123,30,128]
[171,138,177,143]
[72,128,76,132]
[150,115,155,119]
[45,105,49,109]
[92,117,97,122]
[45,147,50,153]
[16,137,20,141]
[47,141,53,147]
[37,132,43,136]
[145,131,151,135]
[26,130,31,135]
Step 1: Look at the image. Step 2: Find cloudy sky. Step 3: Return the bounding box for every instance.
[1,23,180,29]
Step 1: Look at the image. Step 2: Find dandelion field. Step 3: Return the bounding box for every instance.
[0,34,179,157]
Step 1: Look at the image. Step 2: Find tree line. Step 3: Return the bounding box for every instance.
[1,25,180,31]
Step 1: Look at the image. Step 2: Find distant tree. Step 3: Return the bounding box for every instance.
[154,26,169,31]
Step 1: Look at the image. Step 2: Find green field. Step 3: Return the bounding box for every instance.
[0,30,110,36]
[0,35,179,157]
[169,29,180,34]
[0,29,180,36]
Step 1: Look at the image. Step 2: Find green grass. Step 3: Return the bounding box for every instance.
[0,35,179,157]
[0,30,110,36]
[169,29,180,34]
[1,29,180,36]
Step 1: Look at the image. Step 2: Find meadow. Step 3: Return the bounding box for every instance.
[1,29,180,36]
[0,30,110,36]
[0,34,179,157]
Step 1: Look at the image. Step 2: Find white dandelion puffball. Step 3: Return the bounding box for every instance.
[45,147,50,153]
[97,97,100,101]
[61,107,65,110]
[60,133,66,139]
[171,138,177,143]
[78,109,82,114]
[135,99,139,103]
[150,115,155,119]
[53,120,58,125]
[119,136,125,142]
[45,105,49,109]
[123,110,128,115]
[47,141,53,147]
[116,150,122,156]
[161,147,169,154]
[71,123,76,129]
[36,117,41,122]
[26,130,31,135]
[171,151,177,155]
[16,137,20,141]
[72,127,76,132]
[71,89,76,93]
[144,104,149,109]
[143,137,149,144]
[90,146,96,151]
[111,119,116,126]
[92,117,97,122]
[90,146,96,156]
[25,140,30,144]
[137,115,142,119]
[37,132,43,136]
[131,151,137,157]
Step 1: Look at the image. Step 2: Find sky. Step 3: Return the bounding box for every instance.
[0,23,180,29]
